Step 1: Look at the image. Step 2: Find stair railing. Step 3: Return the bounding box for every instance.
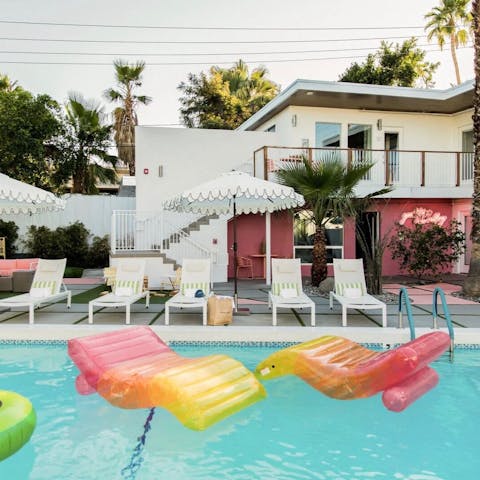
[432,287,455,362]
[398,287,416,340]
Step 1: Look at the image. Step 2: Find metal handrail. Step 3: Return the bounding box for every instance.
[432,287,455,362]
[398,287,416,341]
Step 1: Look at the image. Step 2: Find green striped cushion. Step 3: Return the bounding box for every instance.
[31,280,57,295]
[181,282,210,296]
[114,279,141,295]
[272,282,300,296]
[335,282,365,296]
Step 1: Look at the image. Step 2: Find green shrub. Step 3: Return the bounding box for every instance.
[24,225,65,259]
[0,219,19,257]
[57,222,90,266]
[87,235,110,268]
[389,220,465,281]
[25,223,110,268]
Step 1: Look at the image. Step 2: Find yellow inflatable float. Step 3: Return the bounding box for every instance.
[68,326,266,430]
[0,390,36,461]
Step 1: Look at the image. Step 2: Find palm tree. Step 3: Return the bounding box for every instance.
[0,74,20,92]
[104,60,152,176]
[463,0,480,295]
[425,0,472,85]
[55,94,117,194]
[276,159,391,286]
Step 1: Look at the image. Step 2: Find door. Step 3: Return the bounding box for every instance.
[457,211,471,273]
[355,212,379,263]
[385,132,399,184]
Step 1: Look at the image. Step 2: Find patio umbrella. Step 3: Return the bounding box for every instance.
[0,172,65,214]
[163,170,304,310]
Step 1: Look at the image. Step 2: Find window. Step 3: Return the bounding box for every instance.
[293,210,343,264]
[462,129,473,181]
[348,124,372,179]
[315,122,341,147]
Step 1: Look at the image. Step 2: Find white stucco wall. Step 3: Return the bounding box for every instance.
[252,106,473,152]
[135,127,279,211]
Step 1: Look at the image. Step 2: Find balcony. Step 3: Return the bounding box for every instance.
[253,147,474,197]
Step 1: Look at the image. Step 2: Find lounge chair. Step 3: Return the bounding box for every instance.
[165,258,211,325]
[268,258,315,326]
[0,258,71,324]
[329,258,387,327]
[88,260,150,325]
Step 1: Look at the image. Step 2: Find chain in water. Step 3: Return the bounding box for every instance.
[121,408,156,480]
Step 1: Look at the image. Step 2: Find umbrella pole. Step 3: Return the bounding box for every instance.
[232,196,250,315]
[233,195,238,310]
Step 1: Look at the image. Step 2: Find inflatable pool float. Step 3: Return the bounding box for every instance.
[0,390,36,461]
[68,326,266,430]
[255,331,450,411]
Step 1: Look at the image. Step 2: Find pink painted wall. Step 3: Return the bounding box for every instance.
[374,199,470,276]
[227,211,293,279]
[225,198,472,280]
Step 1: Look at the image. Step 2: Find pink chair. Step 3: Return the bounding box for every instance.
[237,256,253,278]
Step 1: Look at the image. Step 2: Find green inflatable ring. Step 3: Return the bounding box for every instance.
[0,390,36,461]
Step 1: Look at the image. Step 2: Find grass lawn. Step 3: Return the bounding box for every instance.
[71,286,169,304]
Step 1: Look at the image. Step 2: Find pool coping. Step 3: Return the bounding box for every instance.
[1,324,480,346]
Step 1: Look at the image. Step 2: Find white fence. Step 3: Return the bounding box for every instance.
[2,194,135,253]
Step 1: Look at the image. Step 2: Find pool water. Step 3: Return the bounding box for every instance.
[0,342,479,480]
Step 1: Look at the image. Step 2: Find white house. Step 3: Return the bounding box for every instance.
[115,79,474,286]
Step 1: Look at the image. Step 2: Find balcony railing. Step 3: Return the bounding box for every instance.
[253,146,474,188]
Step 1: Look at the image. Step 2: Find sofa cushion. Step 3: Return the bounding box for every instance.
[0,259,17,276]
[16,259,38,270]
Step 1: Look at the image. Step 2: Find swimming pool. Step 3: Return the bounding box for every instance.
[0,342,479,480]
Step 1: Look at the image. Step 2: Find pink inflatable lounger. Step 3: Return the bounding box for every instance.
[68,326,266,430]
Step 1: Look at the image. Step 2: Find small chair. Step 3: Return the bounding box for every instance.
[329,258,387,327]
[236,256,253,278]
[269,258,315,326]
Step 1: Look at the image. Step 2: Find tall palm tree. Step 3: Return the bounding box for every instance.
[55,94,117,194]
[104,60,151,176]
[463,0,480,295]
[276,159,391,286]
[425,0,472,85]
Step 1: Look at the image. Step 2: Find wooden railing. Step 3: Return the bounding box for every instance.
[253,146,474,188]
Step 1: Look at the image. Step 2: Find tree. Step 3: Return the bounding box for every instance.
[425,0,472,85]
[275,158,390,286]
[104,60,151,176]
[0,74,21,92]
[53,94,117,194]
[464,0,480,295]
[339,38,439,87]
[0,87,62,190]
[178,60,279,129]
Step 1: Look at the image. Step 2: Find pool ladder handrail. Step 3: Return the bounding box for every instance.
[398,286,454,362]
[432,287,455,362]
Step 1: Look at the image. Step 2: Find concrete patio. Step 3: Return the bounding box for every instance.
[0,277,479,345]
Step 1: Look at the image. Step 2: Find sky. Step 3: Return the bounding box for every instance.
[0,0,474,127]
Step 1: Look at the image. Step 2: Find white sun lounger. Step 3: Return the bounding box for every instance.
[88,260,150,325]
[329,258,387,327]
[269,258,315,326]
[0,258,71,324]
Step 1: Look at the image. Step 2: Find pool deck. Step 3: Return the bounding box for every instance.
[1,278,479,345]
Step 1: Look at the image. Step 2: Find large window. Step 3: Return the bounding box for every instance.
[293,210,343,264]
[462,129,473,181]
[348,123,372,179]
[315,122,341,147]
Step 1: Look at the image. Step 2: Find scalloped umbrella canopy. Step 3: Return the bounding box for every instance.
[164,170,304,307]
[0,173,66,214]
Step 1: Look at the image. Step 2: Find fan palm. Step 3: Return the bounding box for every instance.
[463,0,480,294]
[55,94,117,194]
[276,158,390,286]
[104,60,151,176]
[425,0,472,85]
